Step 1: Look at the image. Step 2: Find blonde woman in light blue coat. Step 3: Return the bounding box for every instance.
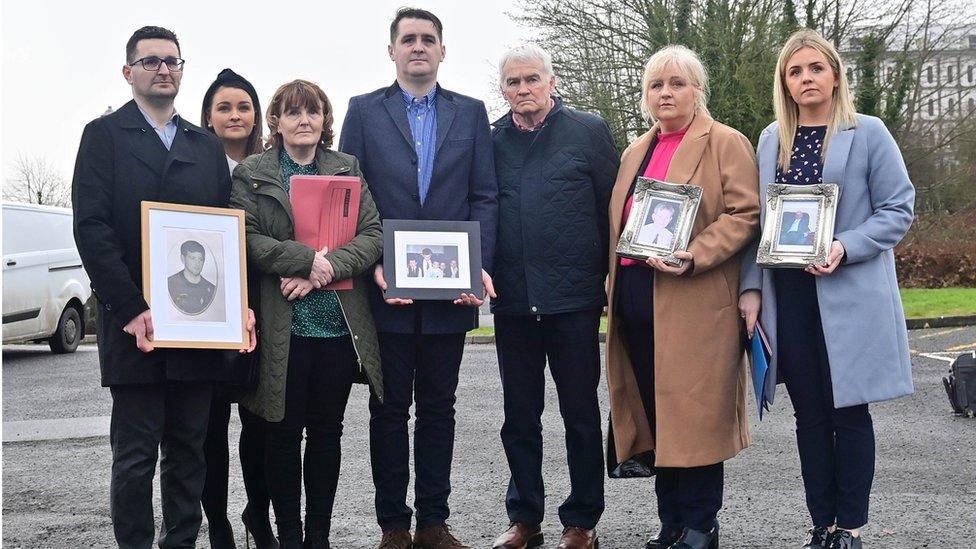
[738,29,915,549]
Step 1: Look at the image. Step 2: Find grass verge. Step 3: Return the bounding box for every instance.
[468,288,976,337]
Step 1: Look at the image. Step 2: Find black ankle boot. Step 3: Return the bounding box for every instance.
[645,523,683,549]
[303,518,331,549]
[242,504,280,549]
[670,522,719,549]
[828,530,862,549]
[803,526,832,548]
[208,516,237,549]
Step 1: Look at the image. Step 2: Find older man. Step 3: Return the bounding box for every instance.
[489,45,619,549]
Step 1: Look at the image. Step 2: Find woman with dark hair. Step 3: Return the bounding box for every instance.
[199,68,278,549]
[202,68,265,168]
[230,79,385,549]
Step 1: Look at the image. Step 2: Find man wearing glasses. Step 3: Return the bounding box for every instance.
[72,25,248,548]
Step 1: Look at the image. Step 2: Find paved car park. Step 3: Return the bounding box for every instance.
[3,327,975,548]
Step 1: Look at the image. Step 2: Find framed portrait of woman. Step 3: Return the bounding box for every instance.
[756,183,839,268]
[616,177,702,267]
[140,201,249,349]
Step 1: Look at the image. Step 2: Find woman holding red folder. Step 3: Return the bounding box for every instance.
[229,79,385,549]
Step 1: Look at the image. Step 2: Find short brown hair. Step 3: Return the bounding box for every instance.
[390,7,443,43]
[126,26,180,63]
[265,80,335,151]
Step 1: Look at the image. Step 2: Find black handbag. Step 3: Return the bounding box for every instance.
[221,267,261,390]
[605,412,656,478]
[943,351,976,417]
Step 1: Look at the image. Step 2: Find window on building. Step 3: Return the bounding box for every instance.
[928,100,934,116]
[948,98,955,114]
[969,98,975,112]
[948,66,955,81]
[969,35,976,49]
[968,65,973,83]
[927,66,933,83]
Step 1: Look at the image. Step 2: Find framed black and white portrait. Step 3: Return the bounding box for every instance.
[382,219,482,300]
[141,201,249,349]
[616,177,702,267]
[757,183,839,268]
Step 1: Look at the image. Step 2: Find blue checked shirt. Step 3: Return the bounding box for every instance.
[137,104,179,150]
[402,86,438,204]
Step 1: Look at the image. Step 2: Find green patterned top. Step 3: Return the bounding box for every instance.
[280,148,349,338]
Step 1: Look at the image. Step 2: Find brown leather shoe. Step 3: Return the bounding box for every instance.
[492,522,544,548]
[377,529,413,549]
[556,526,598,549]
[413,524,471,549]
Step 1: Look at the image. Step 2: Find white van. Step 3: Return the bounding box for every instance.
[2,202,92,353]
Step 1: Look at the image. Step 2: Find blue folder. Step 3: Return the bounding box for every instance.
[749,322,772,420]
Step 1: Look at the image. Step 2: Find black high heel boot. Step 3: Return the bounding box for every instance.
[670,522,719,549]
[645,523,683,549]
[241,504,281,549]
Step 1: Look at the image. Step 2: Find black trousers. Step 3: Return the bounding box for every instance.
[369,331,466,532]
[616,266,724,533]
[775,270,875,530]
[201,387,272,547]
[109,380,213,549]
[495,310,605,529]
[266,335,359,537]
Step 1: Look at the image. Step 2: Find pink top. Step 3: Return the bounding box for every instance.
[619,127,688,266]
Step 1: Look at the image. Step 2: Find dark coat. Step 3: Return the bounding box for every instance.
[72,100,233,386]
[490,98,619,316]
[229,146,385,422]
[338,82,498,334]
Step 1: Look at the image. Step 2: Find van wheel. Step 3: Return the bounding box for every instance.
[49,306,82,354]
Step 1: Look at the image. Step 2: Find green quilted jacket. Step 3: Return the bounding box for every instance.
[230,146,384,422]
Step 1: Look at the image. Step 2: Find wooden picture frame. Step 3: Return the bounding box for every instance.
[140,201,248,349]
[381,219,482,300]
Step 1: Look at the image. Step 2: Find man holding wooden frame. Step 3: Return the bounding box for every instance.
[71,25,253,548]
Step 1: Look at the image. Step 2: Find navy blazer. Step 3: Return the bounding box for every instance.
[72,100,233,385]
[339,82,498,334]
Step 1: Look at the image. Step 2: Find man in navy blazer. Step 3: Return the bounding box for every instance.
[338,7,498,549]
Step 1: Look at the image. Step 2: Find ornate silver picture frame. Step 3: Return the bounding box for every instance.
[616,177,702,267]
[756,183,839,268]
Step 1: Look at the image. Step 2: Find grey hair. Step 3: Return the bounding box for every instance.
[498,44,555,87]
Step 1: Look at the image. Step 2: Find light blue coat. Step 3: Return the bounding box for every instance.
[740,114,915,408]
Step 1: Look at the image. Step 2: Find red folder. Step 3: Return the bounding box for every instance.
[290,175,361,290]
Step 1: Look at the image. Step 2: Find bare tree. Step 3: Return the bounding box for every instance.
[3,154,71,207]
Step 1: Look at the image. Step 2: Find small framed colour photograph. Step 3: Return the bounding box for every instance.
[616,177,702,267]
[756,183,840,268]
[381,219,482,300]
[140,201,249,349]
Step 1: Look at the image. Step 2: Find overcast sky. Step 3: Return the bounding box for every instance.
[1,0,531,185]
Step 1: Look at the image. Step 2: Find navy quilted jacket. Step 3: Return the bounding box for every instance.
[490,98,619,315]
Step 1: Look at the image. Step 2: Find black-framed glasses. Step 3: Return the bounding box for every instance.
[128,56,185,72]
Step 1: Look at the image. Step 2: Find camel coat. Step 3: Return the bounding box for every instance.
[605,112,760,468]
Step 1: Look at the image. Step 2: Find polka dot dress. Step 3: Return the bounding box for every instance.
[280,148,349,338]
[775,125,826,186]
